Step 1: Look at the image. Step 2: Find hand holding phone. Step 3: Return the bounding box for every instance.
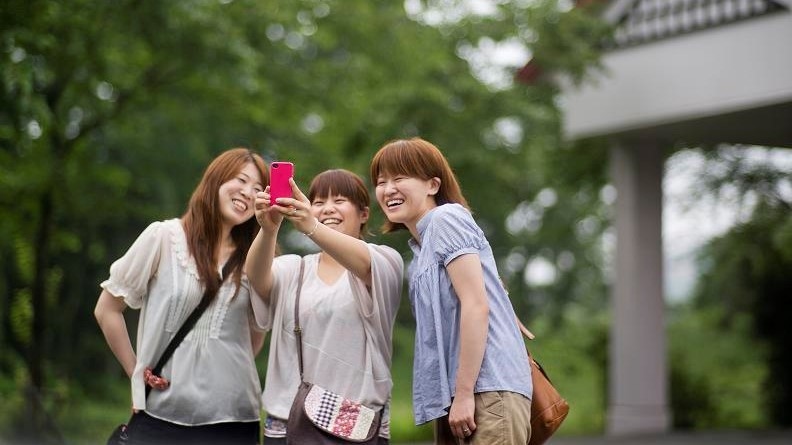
[269,161,294,205]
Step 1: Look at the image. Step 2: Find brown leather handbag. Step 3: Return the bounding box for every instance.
[520,322,570,445]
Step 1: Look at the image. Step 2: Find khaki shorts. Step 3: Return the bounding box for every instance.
[434,391,532,445]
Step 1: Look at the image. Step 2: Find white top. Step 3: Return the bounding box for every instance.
[252,245,403,429]
[100,219,264,426]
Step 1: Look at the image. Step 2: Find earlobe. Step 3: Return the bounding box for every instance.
[360,207,370,223]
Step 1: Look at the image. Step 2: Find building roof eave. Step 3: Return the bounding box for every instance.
[602,0,634,24]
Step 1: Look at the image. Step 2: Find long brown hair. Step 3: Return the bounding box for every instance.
[182,148,269,297]
[308,169,371,239]
[370,137,468,233]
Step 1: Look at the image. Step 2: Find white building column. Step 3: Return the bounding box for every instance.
[607,141,671,435]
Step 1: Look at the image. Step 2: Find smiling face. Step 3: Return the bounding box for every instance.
[311,193,369,238]
[369,138,469,235]
[218,161,264,230]
[375,174,438,236]
[308,169,372,239]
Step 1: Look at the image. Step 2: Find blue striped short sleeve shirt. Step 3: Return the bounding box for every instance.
[406,203,532,425]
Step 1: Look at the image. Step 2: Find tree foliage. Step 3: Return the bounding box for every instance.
[690,145,792,426]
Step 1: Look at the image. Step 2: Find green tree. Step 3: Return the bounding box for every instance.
[0,1,287,441]
[691,145,792,426]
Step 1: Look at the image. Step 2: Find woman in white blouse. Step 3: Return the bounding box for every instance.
[94,148,269,445]
[245,169,403,444]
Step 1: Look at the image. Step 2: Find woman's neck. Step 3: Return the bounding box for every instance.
[408,203,437,242]
[318,250,341,267]
[217,228,235,266]
[316,251,347,285]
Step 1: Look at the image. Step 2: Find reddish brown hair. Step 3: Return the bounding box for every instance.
[369,137,469,233]
[182,148,269,297]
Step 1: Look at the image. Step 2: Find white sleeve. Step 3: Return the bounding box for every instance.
[349,244,404,353]
[100,221,165,309]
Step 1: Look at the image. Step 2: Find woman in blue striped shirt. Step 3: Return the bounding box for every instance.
[370,137,533,445]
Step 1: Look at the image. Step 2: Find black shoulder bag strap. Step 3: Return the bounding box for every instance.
[145,263,229,397]
[293,258,307,380]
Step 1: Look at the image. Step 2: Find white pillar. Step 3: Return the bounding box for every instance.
[607,141,671,435]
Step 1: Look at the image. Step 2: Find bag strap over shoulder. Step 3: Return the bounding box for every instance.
[151,288,211,376]
[293,258,307,379]
[145,263,228,397]
[517,317,536,341]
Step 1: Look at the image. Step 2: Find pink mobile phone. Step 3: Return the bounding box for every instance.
[269,161,294,205]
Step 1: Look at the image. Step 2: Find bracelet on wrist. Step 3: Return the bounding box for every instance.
[303,219,320,237]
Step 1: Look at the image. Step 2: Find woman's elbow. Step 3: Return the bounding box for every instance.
[94,300,112,328]
[94,290,122,326]
[475,292,490,314]
[463,296,489,316]
[93,306,102,326]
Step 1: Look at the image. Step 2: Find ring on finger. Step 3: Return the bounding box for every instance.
[290,208,297,215]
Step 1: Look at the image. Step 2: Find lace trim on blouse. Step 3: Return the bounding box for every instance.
[169,222,199,280]
[167,220,236,341]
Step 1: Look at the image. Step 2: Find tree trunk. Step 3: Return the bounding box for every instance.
[23,189,54,443]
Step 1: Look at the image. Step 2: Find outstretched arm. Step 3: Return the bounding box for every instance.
[245,186,282,300]
[277,178,374,286]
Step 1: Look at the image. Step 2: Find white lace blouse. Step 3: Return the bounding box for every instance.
[101,218,264,426]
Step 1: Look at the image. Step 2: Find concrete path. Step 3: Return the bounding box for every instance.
[408,429,792,444]
[547,429,792,444]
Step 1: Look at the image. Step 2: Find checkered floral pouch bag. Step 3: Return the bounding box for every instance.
[303,383,377,440]
[288,381,381,444]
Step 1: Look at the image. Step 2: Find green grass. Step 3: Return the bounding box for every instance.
[521,310,609,437]
[56,377,132,445]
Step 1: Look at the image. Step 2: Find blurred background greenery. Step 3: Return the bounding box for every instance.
[1,1,790,444]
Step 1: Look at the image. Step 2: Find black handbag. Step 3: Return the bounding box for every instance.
[107,423,129,445]
[106,284,217,445]
[285,259,381,444]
